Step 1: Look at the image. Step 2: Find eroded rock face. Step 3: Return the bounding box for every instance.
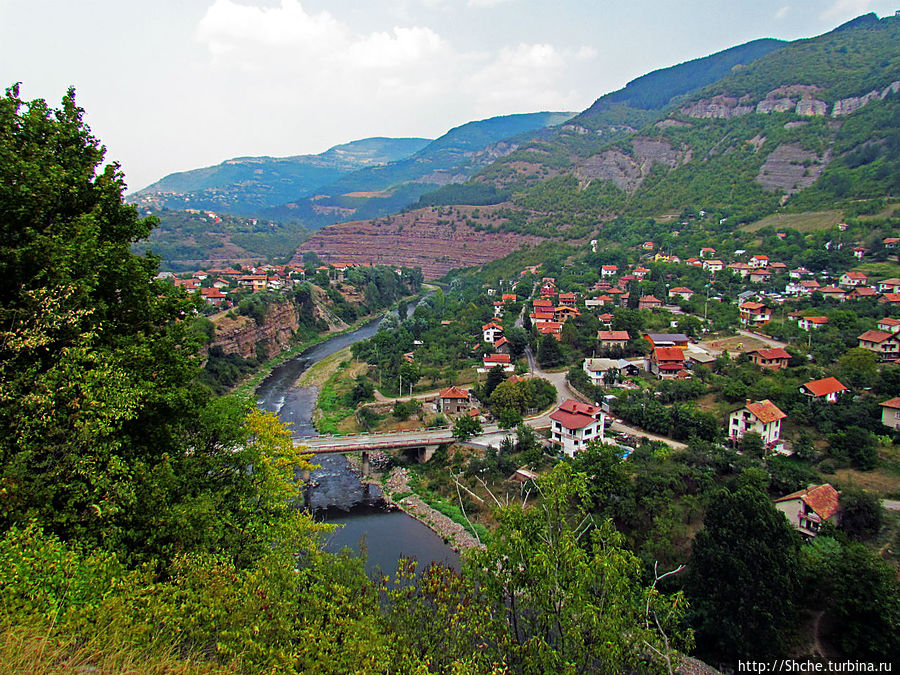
[756,144,830,194]
[211,301,300,359]
[294,206,545,280]
[574,139,690,193]
[681,95,754,119]
[796,98,828,116]
[756,98,795,114]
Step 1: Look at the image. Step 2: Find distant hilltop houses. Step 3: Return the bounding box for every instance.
[157,261,377,308]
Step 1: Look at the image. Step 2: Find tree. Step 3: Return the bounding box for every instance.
[537,335,564,368]
[497,408,523,429]
[835,347,879,389]
[465,464,693,672]
[685,485,801,664]
[505,325,529,360]
[481,364,507,400]
[739,431,765,458]
[828,425,877,470]
[838,486,883,540]
[452,415,482,441]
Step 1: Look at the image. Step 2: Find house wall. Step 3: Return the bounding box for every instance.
[882,407,900,430]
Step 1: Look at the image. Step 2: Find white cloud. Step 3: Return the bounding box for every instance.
[774,5,789,20]
[821,0,872,21]
[467,0,514,6]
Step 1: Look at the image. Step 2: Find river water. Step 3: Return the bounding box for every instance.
[255,311,460,575]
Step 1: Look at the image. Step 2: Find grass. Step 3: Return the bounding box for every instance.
[832,444,900,498]
[854,261,900,281]
[406,471,492,545]
[741,210,844,233]
[0,621,229,675]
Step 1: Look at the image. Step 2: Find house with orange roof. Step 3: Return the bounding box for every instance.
[739,301,771,327]
[549,399,606,457]
[839,271,868,287]
[729,399,786,445]
[775,484,840,539]
[668,287,694,301]
[601,265,618,277]
[596,330,630,349]
[847,286,878,300]
[858,330,900,360]
[493,336,510,354]
[748,254,769,268]
[878,277,900,293]
[437,386,471,416]
[699,247,716,258]
[728,262,752,278]
[501,293,517,303]
[537,322,564,340]
[702,259,724,273]
[482,321,504,344]
[883,238,900,249]
[642,241,655,250]
[597,313,613,327]
[199,288,227,306]
[877,317,900,333]
[585,295,614,309]
[557,292,577,306]
[819,285,846,301]
[879,398,900,429]
[530,311,555,324]
[749,268,772,284]
[638,295,663,310]
[554,306,580,322]
[648,347,685,379]
[799,377,847,402]
[879,293,900,305]
[749,347,792,371]
[632,266,650,279]
[481,353,514,373]
[797,316,828,331]
[533,298,554,310]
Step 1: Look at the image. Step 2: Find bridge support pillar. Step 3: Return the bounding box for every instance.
[361,451,370,477]
[417,445,439,463]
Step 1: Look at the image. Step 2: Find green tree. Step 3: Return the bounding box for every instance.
[452,415,482,441]
[838,486,883,540]
[686,485,801,663]
[835,347,879,389]
[505,325,529,360]
[537,335,565,368]
[465,464,693,672]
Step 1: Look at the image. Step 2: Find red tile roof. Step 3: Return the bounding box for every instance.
[549,409,596,430]
[745,399,786,424]
[439,386,469,400]
[753,347,791,360]
[597,330,630,341]
[859,330,894,343]
[558,399,601,416]
[653,347,685,362]
[880,397,900,410]
[776,484,840,521]
[483,354,511,364]
[802,377,847,397]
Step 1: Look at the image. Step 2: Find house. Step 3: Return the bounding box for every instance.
[482,321,504,343]
[549,399,606,457]
[648,347,685,379]
[601,265,619,277]
[530,312,555,324]
[537,322,564,340]
[775,484,840,539]
[728,262,753,278]
[557,292,577,307]
[501,293,517,303]
[789,267,810,279]
[880,293,900,305]
[748,254,769,268]
[797,316,829,331]
[597,313,613,327]
[199,288,227,306]
[858,330,900,361]
[877,317,900,333]
[739,301,771,327]
[839,271,868,287]
[879,398,900,429]
[852,247,866,259]
[878,278,900,293]
[729,399,786,445]
[585,295,614,309]
[493,301,504,317]
[437,386,471,416]
[583,358,641,385]
[749,268,772,284]
[553,306,580,322]
[632,266,650,279]
[847,287,878,300]
[642,241,655,250]
[749,347,791,371]
[883,238,900,249]
[596,330,630,349]
[481,353,514,372]
[769,262,788,273]
[799,377,847,402]
[699,247,716,258]
[638,295,663,310]
[819,286,846,302]
[493,336,510,354]
[644,333,690,349]
[702,259,724,273]
[668,287,694,301]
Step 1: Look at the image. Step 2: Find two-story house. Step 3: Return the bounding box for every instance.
[858,330,900,361]
[549,399,606,457]
[775,484,840,539]
[729,399,786,445]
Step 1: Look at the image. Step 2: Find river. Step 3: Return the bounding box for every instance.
[255,309,460,575]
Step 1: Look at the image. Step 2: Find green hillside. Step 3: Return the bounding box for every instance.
[128,136,431,215]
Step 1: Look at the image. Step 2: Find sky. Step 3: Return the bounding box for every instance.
[1,0,897,191]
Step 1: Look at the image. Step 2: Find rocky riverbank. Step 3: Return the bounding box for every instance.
[345,452,483,552]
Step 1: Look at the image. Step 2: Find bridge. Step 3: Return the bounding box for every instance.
[293,426,503,476]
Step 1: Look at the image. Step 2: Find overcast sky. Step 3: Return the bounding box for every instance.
[1,0,896,190]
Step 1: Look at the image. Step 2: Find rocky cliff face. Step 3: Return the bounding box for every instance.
[211,301,300,360]
[574,138,691,193]
[295,205,545,279]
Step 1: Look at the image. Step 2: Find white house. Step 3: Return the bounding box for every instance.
[729,399,786,445]
[482,321,504,344]
[774,484,840,539]
[550,399,606,457]
[480,353,514,373]
[797,316,828,331]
